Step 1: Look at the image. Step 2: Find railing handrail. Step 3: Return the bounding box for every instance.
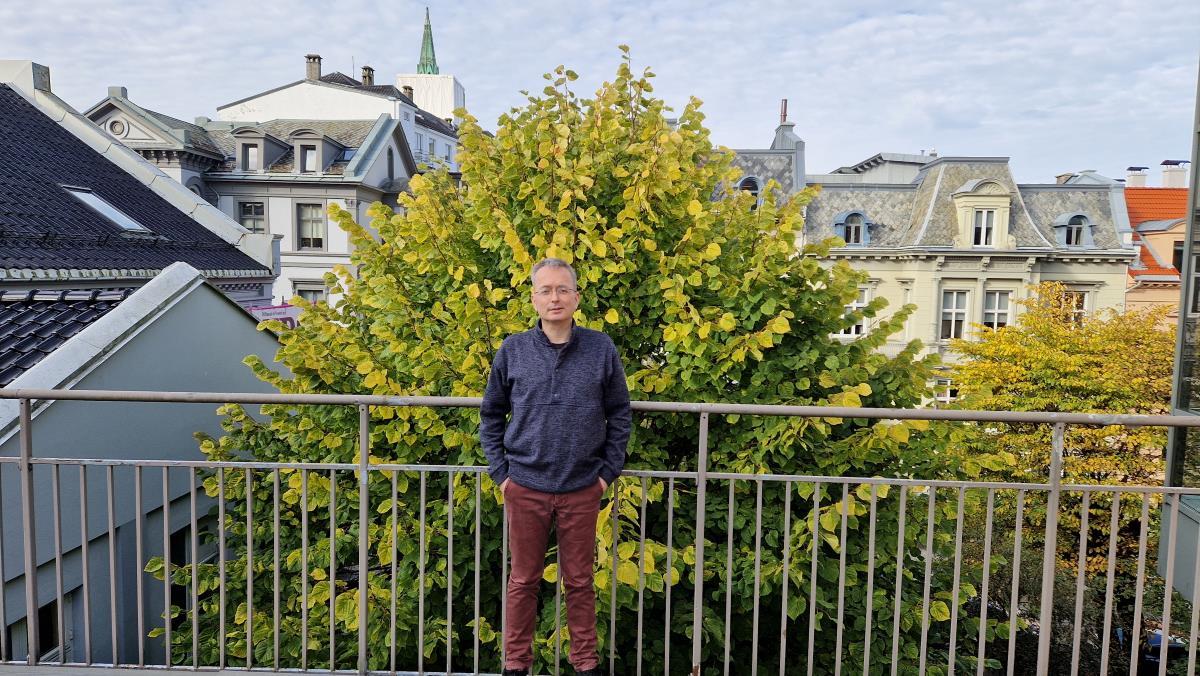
[3,387,1199,427]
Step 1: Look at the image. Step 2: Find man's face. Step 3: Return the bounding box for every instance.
[531,266,580,324]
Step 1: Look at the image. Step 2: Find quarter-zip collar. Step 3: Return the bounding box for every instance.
[534,319,577,353]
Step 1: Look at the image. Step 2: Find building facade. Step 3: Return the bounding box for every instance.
[1124,169,1190,325]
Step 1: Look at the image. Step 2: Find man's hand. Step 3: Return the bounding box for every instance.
[598,477,608,492]
[501,478,511,493]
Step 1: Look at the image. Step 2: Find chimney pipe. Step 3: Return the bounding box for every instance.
[361,66,374,86]
[780,98,788,124]
[1162,160,1190,188]
[402,85,415,100]
[305,54,322,80]
[1126,166,1148,187]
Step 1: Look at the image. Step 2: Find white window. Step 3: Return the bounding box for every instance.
[238,201,265,234]
[300,145,317,173]
[1062,290,1088,324]
[1065,215,1086,246]
[973,210,995,247]
[940,290,969,339]
[428,139,436,157]
[296,203,325,250]
[293,281,326,304]
[844,214,864,245]
[934,378,958,404]
[415,133,424,156]
[836,288,869,336]
[241,144,259,171]
[65,187,151,232]
[982,290,1010,330]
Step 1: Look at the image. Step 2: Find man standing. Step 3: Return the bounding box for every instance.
[480,257,631,676]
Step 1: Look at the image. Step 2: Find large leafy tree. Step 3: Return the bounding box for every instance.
[157,50,1000,674]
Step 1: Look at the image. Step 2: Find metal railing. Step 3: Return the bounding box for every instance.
[2,388,1200,675]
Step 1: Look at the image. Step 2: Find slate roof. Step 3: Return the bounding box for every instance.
[319,72,417,107]
[0,288,130,386]
[1125,187,1188,225]
[0,84,269,275]
[206,119,377,173]
[804,157,1125,251]
[730,151,794,191]
[415,109,456,137]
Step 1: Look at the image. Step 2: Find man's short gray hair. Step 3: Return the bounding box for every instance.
[530,257,578,288]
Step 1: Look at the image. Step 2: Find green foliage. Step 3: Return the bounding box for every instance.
[155,50,999,673]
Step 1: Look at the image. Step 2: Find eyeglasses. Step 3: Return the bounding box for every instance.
[533,286,577,297]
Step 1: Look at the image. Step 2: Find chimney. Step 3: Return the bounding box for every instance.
[402,85,415,100]
[1163,160,1190,188]
[361,66,374,86]
[769,100,805,191]
[305,54,322,80]
[1056,172,1076,185]
[780,98,788,125]
[194,116,211,126]
[1126,166,1149,187]
[107,86,128,99]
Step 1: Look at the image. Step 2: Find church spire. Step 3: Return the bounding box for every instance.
[417,7,439,75]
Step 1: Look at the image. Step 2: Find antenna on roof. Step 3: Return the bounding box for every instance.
[780,99,788,124]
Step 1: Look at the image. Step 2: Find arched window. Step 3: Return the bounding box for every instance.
[832,210,874,246]
[738,176,761,210]
[844,214,864,245]
[1053,213,1093,248]
[1066,215,1087,246]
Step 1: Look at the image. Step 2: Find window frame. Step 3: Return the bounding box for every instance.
[844,214,864,245]
[972,209,995,247]
[293,280,327,304]
[299,145,318,173]
[934,378,958,404]
[296,203,326,251]
[1061,289,1088,324]
[982,290,1011,330]
[835,287,870,337]
[238,201,266,234]
[940,290,969,340]
[64,187,152,233]
[241,143,260,172]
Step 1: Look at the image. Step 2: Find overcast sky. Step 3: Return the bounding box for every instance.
[3,0,1197,182]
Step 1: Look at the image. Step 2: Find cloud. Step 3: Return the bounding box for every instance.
[1,0,1196,181]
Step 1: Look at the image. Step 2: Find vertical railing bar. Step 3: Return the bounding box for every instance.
[636,477,648,676]
[691,411,710,675]
[723,481,735,676]
[18,399,39,667]
[473,472,481,676]
[1128,493,1151,676]
[80,465,92,665]
[447,469,455,676]
[608,476,618,676]
[834,483,849,676]
[218,468,226,671]
[975,489,995,676]
[163,467,172,666]
[329,469,337,671]
[52,465,65,664]
[107,466,118,667]
[1187,491,1200,675]
[807,483,820,676]
[1099,491,1121,674]
[664,476,675,676]
[751,479,764,676]
[390,471,398,675]
[136,464,145,668]
[418,471,426,675]
[1005,490,1026,676]
[862,483,878,676]
[947,486,966,676]
[1035,422,1066,675]
[1069,491,1091,676]
[890,487,907,676]
[917,486,936,676]
[779,481,792,676]
[300,469,308,673]
[189,467,199,670]
[1158,492,1181,676]
[0,462,7,663]
[357,404,370,676]
[273,469,282,671]
[245,467,254,670]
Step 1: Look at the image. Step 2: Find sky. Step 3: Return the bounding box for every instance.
[2,0,1197,183]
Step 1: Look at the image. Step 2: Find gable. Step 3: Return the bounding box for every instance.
[217,80,394,122]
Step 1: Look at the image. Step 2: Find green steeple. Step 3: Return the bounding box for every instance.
[417,7,439,75]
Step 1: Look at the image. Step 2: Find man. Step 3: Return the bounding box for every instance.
[480,257,631,676]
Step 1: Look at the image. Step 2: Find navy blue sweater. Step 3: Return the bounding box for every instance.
[480,322,631,493]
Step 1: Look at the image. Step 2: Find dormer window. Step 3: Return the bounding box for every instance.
[973,209,995,247]
[300,145,317,173]
[1052,212,1095,248]
[241,144,259,171]
[65,187,151,233]
[832,210,875,246]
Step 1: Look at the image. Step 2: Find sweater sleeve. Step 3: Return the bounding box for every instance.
[479,342,511,485]
[598,340,631,485]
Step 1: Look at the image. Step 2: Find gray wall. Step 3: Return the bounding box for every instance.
[0,284,282,664]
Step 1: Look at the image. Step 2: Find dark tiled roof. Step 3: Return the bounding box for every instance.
[415,109,456,137]
[206,119,376,172]
[0,288,129,386]
[0,85,269,275]
[319,72,419,108]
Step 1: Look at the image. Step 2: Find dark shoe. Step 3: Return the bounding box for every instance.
[574,668,602,676]
[502,669,529,676]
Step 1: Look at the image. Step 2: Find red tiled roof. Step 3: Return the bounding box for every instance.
[1129,231,1180,280]
[1125,187,1189,226]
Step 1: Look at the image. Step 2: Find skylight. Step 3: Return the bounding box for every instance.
[64,187,152,232]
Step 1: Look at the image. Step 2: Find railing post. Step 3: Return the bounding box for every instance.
[691,410,709,676]
[18,399,39,666]
[357,404,370,674]
[1035,422,1066,674]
